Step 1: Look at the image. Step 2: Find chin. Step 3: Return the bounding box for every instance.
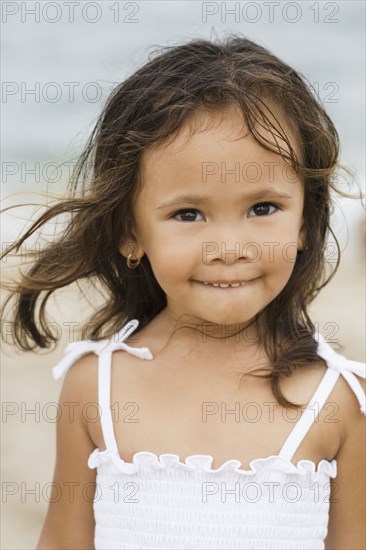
[201,311,255,329]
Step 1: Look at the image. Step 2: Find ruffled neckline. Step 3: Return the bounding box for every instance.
[88,448,337,478]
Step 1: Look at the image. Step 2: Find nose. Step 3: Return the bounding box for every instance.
[202,240,258,264]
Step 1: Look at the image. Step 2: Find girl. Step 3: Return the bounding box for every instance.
[1,34,365,550]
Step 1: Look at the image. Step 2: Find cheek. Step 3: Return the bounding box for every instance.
[259,237,299,285]
[145,239,194,285]
[148,222,195,260]
[260,219,301,265]
[277,249,299,292]
[279,241,300,265]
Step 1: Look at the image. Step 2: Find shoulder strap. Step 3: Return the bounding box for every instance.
[52,319,153,380]
[52,319,154,453]
[98,350,119,452]
[97,322,154,453]
[278,333,366,462]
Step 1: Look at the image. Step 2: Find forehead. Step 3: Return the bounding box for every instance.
[137,103,303,201]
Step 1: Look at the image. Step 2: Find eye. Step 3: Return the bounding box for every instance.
[248,202,280,217]
[171,208,204,222]
[171,202,280,222]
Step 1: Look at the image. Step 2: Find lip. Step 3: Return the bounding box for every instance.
[194,279,254,284]
[193,279,255,287]
[199,280,250,284]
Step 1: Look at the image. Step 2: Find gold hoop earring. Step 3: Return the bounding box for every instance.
[126,252,141,269]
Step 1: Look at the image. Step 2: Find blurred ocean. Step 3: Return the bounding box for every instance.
[1,1,365,258]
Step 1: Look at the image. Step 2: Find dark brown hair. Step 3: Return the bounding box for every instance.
[1,33,362,409]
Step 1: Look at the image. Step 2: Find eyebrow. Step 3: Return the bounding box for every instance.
[155,188,293,209]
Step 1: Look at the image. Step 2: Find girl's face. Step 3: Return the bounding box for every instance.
[120,105,306,333]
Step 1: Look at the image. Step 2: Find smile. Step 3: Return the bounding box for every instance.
[197,281,248,288]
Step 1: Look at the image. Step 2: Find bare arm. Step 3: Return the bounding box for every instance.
[325,375,366,550]
[37,354,99,549]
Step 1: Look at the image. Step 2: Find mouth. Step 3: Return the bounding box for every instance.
[193,280,254,289]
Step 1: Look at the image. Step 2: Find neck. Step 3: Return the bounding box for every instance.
[152,308,265,356]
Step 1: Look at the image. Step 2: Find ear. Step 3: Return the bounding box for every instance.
[297,219,306,251]
[118,237,145,261]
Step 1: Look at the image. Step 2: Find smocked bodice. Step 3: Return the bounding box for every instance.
[53,319,365,549]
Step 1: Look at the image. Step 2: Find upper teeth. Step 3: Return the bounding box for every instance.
[202,282,246,288]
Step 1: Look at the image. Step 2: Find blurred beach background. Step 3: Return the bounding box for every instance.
[1,1,365,548]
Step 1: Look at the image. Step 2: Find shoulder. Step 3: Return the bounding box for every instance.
[57,351,99,428]
[292,357,365,451]
[38,351,98,547]
[59,350,98,386]
[339,372,366,442]
[314,336,365,424]
[325,372,366,549]
[328,360,366,448]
